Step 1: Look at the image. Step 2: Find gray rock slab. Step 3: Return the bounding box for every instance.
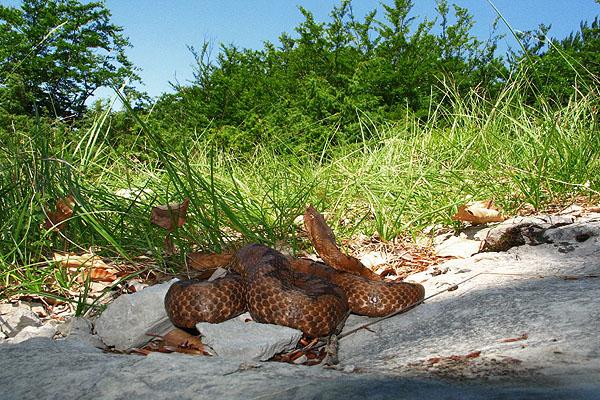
[434,234,482,257]
[196,312,303,361]
[1,215,599,399]
[480,214,577,251]
[1,337,598,400]
[0,302,42,338]
[339,219,600,385]
[542,217,600,244]
[5,323,57,344]
[94,279,177,350]
[57,317,106,349]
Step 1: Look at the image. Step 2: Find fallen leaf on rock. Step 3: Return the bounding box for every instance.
[453,351,482,360]
[44,195,75,231]
[151,198,189,231]
[143,328,210,356]
[28,302,48,318]
[304,205,380,280]
[162,328,206,352]
[517,203,536,216]
[452,200,505,224]
[187,252,233,271]
[434,235,483,258]
[130,348,152,356]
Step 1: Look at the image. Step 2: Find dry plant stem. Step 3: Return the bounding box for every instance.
[320,334,339,366]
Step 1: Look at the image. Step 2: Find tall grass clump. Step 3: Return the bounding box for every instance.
[1,73,598,302]
[324,75,598,239]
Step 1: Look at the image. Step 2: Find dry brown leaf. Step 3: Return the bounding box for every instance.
[44,194,75,231]
[377,267,398,279]
[78,268,118,283]
[303,205,380,280]
[452,199,505,224]
[53,252,106,268]
[151,198,190,230]
[187,252,233,271]
[158,328,209,356]
[53,253,119,283]
[123,279,148,293]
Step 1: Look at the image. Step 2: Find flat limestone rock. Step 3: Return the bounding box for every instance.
[196,312,303,361]
[57,317,106,349]
[94,279,177,350]
[0,215,598,399]
[480,215,577,251]
[0,336,597,400]
[434,234,483,258]
[5,324,57,344]
[339,219,600,386]
[0,302,42,338]
[542,217,600,244]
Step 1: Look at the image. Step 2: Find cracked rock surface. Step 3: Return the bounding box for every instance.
[1,213,599,399]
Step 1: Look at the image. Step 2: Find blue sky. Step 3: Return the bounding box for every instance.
[4,1,599,99]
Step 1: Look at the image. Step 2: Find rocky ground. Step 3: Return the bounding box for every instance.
[1,211,599,399]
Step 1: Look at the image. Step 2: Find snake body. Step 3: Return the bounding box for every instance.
[165,244,424,337]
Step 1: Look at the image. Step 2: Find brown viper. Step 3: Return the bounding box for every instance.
[165,244,425,337]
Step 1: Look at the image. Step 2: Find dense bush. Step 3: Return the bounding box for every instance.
[1,0,598,155]
[0,0,138,118]
[510,17,600,106]
[145,1,598,155]
[148,0,509,153]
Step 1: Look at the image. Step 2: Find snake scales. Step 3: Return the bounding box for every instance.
[165,244,425,337]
